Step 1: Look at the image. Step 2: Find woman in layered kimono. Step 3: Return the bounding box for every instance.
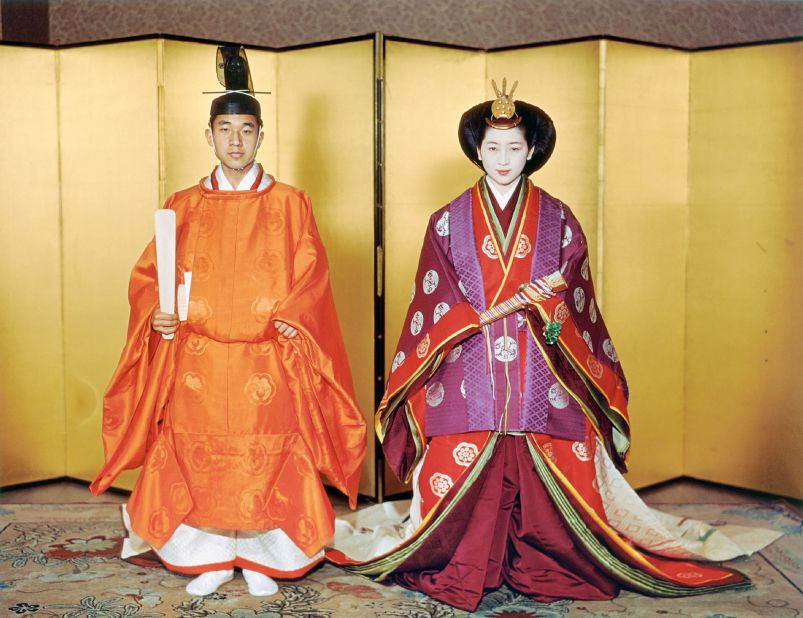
[336,81,759,611]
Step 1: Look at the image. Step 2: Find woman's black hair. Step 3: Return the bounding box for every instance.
[458,100,556,176]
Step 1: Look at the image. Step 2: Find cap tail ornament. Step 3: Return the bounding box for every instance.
[206,46,268,120]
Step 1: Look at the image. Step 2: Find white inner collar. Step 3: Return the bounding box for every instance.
[215,162,259,191]
[486,176,521,210]
[204,163,272,192]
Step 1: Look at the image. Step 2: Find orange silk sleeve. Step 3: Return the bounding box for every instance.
[273,194,367,508]
[90,208,177,495]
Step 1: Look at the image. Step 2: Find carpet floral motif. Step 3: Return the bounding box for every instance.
[0,502,799,617]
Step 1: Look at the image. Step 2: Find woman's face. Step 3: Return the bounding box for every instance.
[477,125,534,190]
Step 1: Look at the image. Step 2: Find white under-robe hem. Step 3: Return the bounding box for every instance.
[121,504,322,572]
[333,501,414,562]
[593,438,782,561]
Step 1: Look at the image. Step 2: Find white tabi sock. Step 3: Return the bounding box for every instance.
[185,569,234,596]
[243,569,279,596]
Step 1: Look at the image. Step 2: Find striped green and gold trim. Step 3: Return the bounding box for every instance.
[525,439,751,596]
[344,433,500,579]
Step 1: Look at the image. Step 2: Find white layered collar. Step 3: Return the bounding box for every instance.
[204,163,272,191]
[486,176,522,210]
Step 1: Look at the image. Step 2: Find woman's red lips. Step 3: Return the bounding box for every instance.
[497,169,510,176]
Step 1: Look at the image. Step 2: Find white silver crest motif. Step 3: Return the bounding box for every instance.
[603,338,619,363]
[425,381,445,407]
[481,235,498,260]
[391,351,405,373]
[560,260,568,274]
[452,442,479,467]
[435,211,450,237]
[516,313,526,329]
[582,330,594,352]
[515,234,532,259]
[429,472,453,497]
[562,225,573,248]
[410,281,415,304]
[581,257,590,281]
[573,287,586,313]
[445,344,462,363]
[493,335,518,363]
[423,270,439,294]
[433,302,450,323]
[547,383,570,409]
[589,298,597,323]
[572,441,592,462]
[458,280,467,296]
[410,311,424,336]
[460,379,467,398]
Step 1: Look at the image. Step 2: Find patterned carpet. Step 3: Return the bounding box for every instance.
[0,501,800,617]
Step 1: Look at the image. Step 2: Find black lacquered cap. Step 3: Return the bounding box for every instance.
[209,46,261,120]
[210,92,261,118]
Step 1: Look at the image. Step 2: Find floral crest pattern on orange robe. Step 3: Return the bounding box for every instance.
[91,178,367,558]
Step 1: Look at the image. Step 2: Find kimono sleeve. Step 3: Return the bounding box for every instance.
[272,193,368,508]
[90,199,178,494]
[378,211,481,482]
[545,205,631,466]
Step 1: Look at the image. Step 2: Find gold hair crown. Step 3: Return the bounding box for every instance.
[486,78,522,129]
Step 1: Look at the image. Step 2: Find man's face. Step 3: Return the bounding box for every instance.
[206,114,263,171]
[477,125,534,189]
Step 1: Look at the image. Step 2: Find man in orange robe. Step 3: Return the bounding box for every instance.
[90,46,366,597]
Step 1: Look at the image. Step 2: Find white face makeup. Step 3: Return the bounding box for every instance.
[206,114,264,173]
[477,125,535,191]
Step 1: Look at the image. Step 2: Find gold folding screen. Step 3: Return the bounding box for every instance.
[58,41,162,488]
[0,46,65,485]
[686,42,803,497]
[599,42,690,487]
[1,37,800,499]
[275,41,376,495]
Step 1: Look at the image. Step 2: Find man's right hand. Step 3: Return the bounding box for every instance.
[152,310,179,335]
